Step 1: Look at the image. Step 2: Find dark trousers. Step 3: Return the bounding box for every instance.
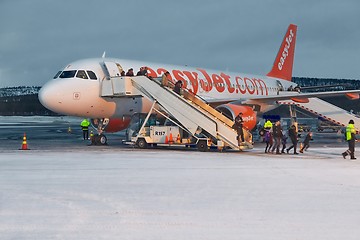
[287,139,298,153]
[82,129,89,140]
[271,137,281,153]
[237,127,244,142]
[344,140,355,158]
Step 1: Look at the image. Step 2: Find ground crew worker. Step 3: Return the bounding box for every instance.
[80,119,91,140]
[342,120,357,160]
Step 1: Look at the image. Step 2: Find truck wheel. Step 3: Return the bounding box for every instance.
[136,138,148,149]
[197,140,208,152]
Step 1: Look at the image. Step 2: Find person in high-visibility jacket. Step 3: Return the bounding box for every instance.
[342,120,357,160]
[80,119,91,140]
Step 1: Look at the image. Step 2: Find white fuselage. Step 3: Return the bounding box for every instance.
[39,58,296,119]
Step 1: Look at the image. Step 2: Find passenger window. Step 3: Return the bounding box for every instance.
[76,70,88,79]
[53,71,62,79]
[59,70,76,78]
[87,71,97,80]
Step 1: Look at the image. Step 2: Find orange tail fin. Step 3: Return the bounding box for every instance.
[267,24,297,81]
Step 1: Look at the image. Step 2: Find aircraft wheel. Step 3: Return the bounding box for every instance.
[197,140,208,152]
[136,138,148,149]
[99,134,107,145]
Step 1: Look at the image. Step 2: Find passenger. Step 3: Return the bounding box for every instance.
[121,70,125,76]
[161,71,171,87]
[126,68,134,76]
[271,120,282,154]
[233,112,245,145]
[264,129,273,153]
[80,118,91,140]
[174,80,183,95]
[342,120,357,160]
[300,132,313,153]
[286,124,299,154]
[136,66,148,76]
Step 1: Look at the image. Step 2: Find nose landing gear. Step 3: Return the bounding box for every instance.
[90,118,109,145]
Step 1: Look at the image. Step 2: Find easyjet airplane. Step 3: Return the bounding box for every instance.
[39,24,360,144]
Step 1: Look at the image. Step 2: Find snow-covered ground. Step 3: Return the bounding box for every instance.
[1,146,360,240]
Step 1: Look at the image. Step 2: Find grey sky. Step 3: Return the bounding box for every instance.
[0,0,359,87]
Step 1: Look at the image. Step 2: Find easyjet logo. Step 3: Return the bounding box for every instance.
[278,29,294,71]
[243,115,255,122]
[146,67,269,96]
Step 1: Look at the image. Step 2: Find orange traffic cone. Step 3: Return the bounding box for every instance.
[20,133,29,150]
[165,135,169,144]
[169,133,174,144]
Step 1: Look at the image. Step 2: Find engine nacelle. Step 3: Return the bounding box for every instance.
[216,104,257,130]
[91,117,131,133]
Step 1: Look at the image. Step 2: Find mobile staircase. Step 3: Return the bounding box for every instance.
[279,98,360,131]
[101,75,253,151]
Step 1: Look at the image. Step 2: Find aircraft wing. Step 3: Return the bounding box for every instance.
[205,89,360,105]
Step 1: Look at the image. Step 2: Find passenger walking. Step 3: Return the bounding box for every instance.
[161,71,171,87]
[300,132,313,153]
[136,66,148,76]
[174,80,183,95]
[271,120,282,154]
[264,129,273,153]
[342,120,357,160]
[281,131,288,153]
[80,119,91,140]
[126,68,134,76]
[233,112,245,145]
[286,124,299,154]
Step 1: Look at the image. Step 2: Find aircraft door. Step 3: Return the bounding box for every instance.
[103,61,123,79]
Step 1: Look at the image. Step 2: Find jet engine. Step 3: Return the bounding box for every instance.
[215,104,257,130]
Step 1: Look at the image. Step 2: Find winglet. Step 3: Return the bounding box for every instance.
[267,24,297,81]
[102,51,106,59]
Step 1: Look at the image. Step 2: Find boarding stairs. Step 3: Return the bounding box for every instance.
[279,98,360,131]
[101,75,253,150]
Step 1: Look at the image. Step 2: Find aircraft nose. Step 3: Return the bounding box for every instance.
[38,80,63,112]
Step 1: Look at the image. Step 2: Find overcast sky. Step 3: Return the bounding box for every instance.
[0,0,359,87]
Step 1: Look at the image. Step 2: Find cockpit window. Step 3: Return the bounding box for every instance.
[53,71,62,79]
[59,70,76,78]
[87,70,97,80]
[76,70,88,79]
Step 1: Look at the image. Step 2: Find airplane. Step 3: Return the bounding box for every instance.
[39,24,360,145]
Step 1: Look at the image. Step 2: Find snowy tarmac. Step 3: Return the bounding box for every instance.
[1,116,360,239]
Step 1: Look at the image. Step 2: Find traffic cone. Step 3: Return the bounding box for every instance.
[176,134,181,143]
[20,133,29,150]
[169,133,174,144]
[165,135,169,144]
